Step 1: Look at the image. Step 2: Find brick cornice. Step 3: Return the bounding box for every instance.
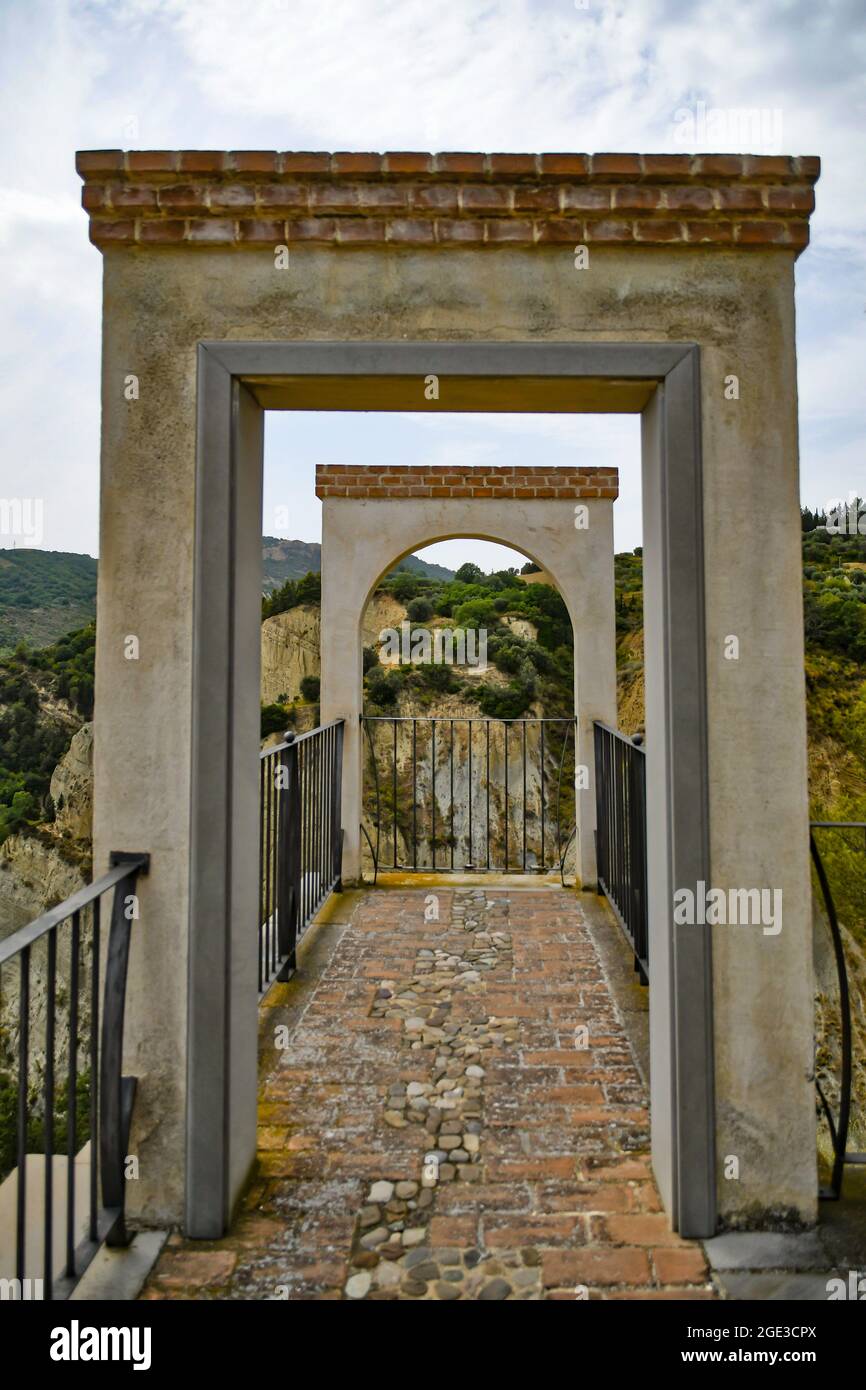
[76,151,819,254]
[315,465,619,501]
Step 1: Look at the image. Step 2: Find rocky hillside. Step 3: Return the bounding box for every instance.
[260,591,408,704]
[610,530,866,1164]
[0,723,95,1178]
[0,722,92,938]
[261,560,579,874]
[2,521,863,1166]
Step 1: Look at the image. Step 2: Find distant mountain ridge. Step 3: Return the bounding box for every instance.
[261,537,455,591]
[0,542,456,648]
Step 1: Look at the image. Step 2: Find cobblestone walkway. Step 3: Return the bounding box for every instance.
[144,886,714,1300]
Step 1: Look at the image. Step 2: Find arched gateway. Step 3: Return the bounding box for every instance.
[76,147,819,1243]
[318,462,619,887]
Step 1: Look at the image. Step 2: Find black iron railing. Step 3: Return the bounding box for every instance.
[361,716,578,879]
[594,721,648,983]
[259,720,344,991]
[0,851,148,1300]
[810,820,866,1200]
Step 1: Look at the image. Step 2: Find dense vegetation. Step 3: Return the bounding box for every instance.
[0,625,95,841]
[364,560,574,720]
[802,523,866,663]
[799,518,866,947]
[261,569,322,620]
[607,519,866,947]
[2,517,862,932]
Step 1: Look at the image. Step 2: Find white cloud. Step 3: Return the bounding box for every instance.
[0,0,863,559]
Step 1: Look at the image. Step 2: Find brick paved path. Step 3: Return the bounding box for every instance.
[144,886,713,1300]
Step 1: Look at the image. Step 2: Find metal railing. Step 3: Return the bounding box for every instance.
[594,721,648,983]
[0,851,148,1300]
[810,820,866,1200]
[361,716,579,880]
[259,720,344,991]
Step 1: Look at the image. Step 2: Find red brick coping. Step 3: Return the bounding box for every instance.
[76,151,818,254]
[315,465,618,501]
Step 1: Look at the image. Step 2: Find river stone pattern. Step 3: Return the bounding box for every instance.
[141,886,714,1302]
[342,889,542,1298]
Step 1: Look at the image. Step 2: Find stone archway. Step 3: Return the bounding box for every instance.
[76,148,819,1243]
[318,464,618,887]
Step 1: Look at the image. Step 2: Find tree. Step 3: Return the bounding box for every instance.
[390,572,419,603]
[455,562,483,585]
[366,671,398,708]
[260,703,290,737]
[406,596,433,623]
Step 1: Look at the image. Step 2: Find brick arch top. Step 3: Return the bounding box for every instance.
[315,463,620,625]
[315,463,618,501]
[76,149,818,253]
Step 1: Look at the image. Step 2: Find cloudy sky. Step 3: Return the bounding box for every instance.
[0,0,863,572]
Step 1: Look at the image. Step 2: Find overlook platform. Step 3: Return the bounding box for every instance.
[142,884,712,1300]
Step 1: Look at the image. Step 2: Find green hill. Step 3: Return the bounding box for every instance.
[0,543,456,638]
[0,551,97,653]
[261,537,455,591]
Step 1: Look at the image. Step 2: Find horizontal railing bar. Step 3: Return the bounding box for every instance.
[0,854,148,965]
[260,718,345,761]
[810,821,866,829]
[592,719,646,749]
[362,716,577,724]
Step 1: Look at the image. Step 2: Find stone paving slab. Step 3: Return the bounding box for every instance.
[142,886,714,1301]
[715,1271,839,1301]
[704,1231,828,1271]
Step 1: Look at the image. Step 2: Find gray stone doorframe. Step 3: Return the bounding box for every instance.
[190,338,713,1239]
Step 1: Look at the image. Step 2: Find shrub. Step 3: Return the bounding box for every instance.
[415,663,457,693]
[390,572,419,603]
[454,598,498,629]
[366,671,399,708]
[300,675,321,702]
[472,682,534,719]
[261,703,290,737]
[262,569,321,620]
[406,596,433,623]
[492,642,522,675]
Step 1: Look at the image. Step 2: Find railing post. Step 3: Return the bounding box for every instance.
[101,851,149,1248]
[278,733,301,978]
[331,720,345,891]
[631,733,648,981]
[809,823,866,1199]
[593,721,648,983]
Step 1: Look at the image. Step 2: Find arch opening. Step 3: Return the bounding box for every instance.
[318,469,619,889]
[358,537,585,879]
